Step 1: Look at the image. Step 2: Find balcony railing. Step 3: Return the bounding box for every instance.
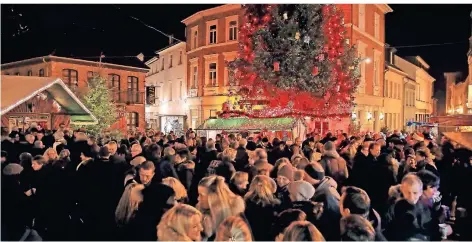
[111,91,145,104]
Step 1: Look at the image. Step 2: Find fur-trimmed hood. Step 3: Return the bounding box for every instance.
[177,160,195,170]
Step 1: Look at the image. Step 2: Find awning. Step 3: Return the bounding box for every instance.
[1,75,97,124]
[442,132,472,150]
[429,115,472,127]
[196,117,302,131]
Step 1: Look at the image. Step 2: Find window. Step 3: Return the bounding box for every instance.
[193,30,198,49]
[39,69,44,77]
[228,69,235,86]
[128,76,139,103]
[127,112,139,129]
[229,20,237,41]
[108,74,120,90]
[356,40,366,94]
[161,57,165,70]
[209,63,217,86]
[179,51,183,65]
[373,54,379,86]
[27,70,32,76]
[374,13,380,40]
[62,69,78,87]
[87,71,99,82]
[358,4,365,31]
[169,81,173,101]
[180,80,183,98]
[193,66,198,88]
[209,25,217,44]
[169,55,173,68]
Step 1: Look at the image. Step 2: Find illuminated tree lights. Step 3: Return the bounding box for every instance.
[228,4,360,119]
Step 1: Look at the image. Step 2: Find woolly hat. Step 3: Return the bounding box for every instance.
[277,165,294,181]
[412,133,424,142]
[3,163,23,175]
[304,163,325,180]
[288,180,315,201]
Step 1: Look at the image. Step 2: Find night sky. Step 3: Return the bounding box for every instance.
[2,4,472,95]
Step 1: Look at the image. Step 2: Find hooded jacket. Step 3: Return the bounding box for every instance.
[175,160,195,191]
[320,149,349,186]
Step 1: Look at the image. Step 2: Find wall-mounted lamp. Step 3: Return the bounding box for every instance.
[361,57,372,64]
[379,112,384,120]
[351,112,357,120]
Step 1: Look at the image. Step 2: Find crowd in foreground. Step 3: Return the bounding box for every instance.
[1,124,472,241]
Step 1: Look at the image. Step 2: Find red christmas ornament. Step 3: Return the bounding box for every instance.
[274,61,280,71]
[312,66,319,76]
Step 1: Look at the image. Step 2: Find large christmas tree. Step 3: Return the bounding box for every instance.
[228,4,360,119]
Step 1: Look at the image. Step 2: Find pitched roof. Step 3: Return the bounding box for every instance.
[196,117,301,131]
[1,75,97,124]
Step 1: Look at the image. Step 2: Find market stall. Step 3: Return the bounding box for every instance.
[195,117,306,141]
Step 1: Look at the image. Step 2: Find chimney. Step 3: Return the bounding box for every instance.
[169,34,174,45]
[444,72,461,86]
[390,47,397,65]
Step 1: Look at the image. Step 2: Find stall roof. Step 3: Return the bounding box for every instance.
[430,115,472,127]
[443,132,472,150]
[1,75,97,124]
[196,117,302,131]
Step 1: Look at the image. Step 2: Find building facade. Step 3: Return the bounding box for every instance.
[338,4,393,132]
[394,55,435,124]
[384,47,407,131]
[182,4,243,130]
[445,71,472,115]
[145,42,188,136]
[1,56,148,133]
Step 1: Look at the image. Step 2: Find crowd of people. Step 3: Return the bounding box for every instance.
[1,123,472,241]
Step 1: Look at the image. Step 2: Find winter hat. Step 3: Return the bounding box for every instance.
[288,180,315,201]
[304,163,325,180]
[215,161,236,183]
[3,163,23,175]
[277,165,294,181]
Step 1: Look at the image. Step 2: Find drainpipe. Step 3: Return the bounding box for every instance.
[42,57,49,76]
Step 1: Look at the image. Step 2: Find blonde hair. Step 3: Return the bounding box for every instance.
[43,148,58,161]
[215,215,253,241]
[280,221,325,241]
[157,204,202,241]
[231,171,249,186]
[131,143,142,154]
[115,183,144,227]
[222,148,237,162]
[164,147,176,156]
[198,175,245,237]
[130,156,146,167]
[162,177,188,201]
[245,175,280,207]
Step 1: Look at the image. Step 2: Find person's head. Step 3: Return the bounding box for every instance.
[44,147,58,161]
[273,209,307,240]
[131,143,142,157]
[115,183,145,226]
[245,175,280,207]
[288,180,315,202]
[277,165,294,187]
[295,137,303,147]
[157,203,203,241]
[400,173,423,205]
[340,186,371,218]
[162,177,188,202]
[239,138,247,149]
[107,141,118,155]
[415,150,427,162]
[87,135,96,145]
[174,149,190,164]
[25,134,35,144]
[164,147,176,157]
[32,155,47,171]
[280,221,325,241]
[99,146,110,159]
[33,140,44,149]
[255,148,268,160]
[59,149,71,160]
[215,215,253,241]
[36,132,44,141]
[231,171,249,191]
[215,161,236,184]
[222,148,237,162]
[19,152,33,167]
[304,162,325,184]
[139,161,155,186]
[324,141,336,152]
[278,141,286,151]
[416,170,440,200]
[207,139,216,150]
[369,143,381,157]
[340,214,375,241]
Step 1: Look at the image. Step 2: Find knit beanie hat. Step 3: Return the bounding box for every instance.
[277,165,294,181]
[288,180,315,201]
[3,163,23,175]
[304,163,325,180]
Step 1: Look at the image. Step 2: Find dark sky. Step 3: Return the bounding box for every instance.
[2,4,472,93]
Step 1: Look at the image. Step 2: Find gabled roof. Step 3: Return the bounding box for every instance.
[196,117,302,131]
[181,4,239,25]
[1,75,97,124]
